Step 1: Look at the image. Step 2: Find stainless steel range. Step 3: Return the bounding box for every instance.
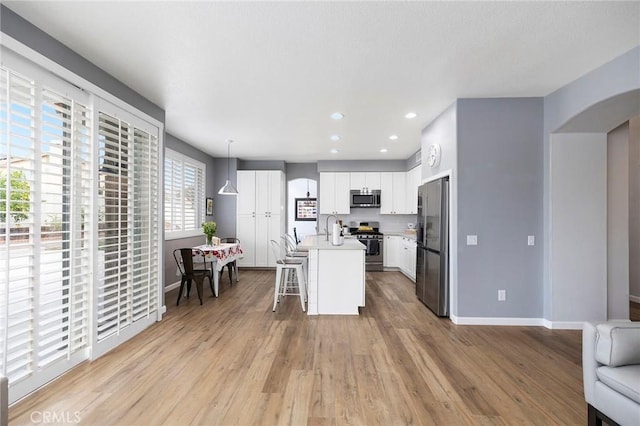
[349,221,383,271]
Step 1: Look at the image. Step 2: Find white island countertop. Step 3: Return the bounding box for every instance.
[298,235,365,250]
[300,235,366,315]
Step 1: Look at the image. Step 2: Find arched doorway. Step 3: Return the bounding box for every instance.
[287,178,317,243]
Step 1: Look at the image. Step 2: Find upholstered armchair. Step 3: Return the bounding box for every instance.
[583,321,640,425]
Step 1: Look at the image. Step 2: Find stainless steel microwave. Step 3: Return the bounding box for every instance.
[350,190,381,208]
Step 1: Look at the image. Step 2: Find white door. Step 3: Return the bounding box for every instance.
[236,214,256,267]
[237,171,256,215]
[255,214,271,267]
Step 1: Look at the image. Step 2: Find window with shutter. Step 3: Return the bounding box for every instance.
[0,64,92,401]
[93,107,159,358]
[0,48,162,403]
[164,149,206,239]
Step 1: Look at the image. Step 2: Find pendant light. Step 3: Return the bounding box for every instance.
[218,139,238,195]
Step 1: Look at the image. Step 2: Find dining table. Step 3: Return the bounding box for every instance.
[191,242,243,297]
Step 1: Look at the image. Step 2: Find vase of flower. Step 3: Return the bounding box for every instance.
[202,221,217,246]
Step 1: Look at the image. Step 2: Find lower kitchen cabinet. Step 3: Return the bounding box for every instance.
[383,235,402,268]
[237,213,284,267]
[401,237,417,282]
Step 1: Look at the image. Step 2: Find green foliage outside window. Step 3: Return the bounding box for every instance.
[0,170,31,224]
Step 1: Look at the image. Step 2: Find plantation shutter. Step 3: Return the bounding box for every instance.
[94,106,159,357]
[164,149,205,237]
[0,63,92,401]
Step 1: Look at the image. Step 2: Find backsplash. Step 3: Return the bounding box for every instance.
[319,209,417,234]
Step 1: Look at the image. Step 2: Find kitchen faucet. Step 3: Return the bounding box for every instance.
[325,214,340,241]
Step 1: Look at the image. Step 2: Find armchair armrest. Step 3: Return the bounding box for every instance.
[583,322,599,404]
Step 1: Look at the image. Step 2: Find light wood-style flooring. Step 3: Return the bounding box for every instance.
[10,271,586,425]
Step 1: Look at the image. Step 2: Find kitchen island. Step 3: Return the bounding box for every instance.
[298,235,366,315]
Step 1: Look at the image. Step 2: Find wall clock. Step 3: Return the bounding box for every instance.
[427,143,441,167]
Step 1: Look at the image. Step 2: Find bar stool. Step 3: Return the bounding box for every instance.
[270,240,306,312]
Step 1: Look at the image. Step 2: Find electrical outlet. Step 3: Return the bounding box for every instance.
[528,235,535,246]
[466,235,478,246]
[498,290,506,301]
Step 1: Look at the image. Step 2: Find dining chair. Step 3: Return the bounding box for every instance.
[173,248,214,305]
[270,240,306,312]
[219,237,240,284]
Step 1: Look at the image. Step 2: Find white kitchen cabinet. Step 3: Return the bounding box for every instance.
[380,172,407,214]
[350,172,381,192]
[383,235,402,268]
[319,172,350,215]
[400,237,417,282]
[236,170,285,267]
[236,214,256,267]
[405,166,421,215]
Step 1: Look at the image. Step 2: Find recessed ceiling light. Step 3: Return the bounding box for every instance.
[330,134,341,142]
[405,112,417,119]
[330,148,339,154]
[380,148,388,153]
[389,135,398,140]
[331,112,344,120]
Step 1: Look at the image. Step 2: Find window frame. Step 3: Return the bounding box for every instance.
[164,148,206,240]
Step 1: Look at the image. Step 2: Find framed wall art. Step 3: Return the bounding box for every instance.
[206,197,214,216]
[295,198,317,221]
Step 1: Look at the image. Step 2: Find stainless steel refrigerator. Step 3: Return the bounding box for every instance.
[416,177,449,317]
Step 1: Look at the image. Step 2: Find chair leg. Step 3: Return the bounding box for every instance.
[194,277,203,305]
[273,266,283,311]
[177,278,187,306]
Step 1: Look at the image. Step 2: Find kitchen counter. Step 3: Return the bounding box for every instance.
[300,235,366,315]
[298,234,365,250]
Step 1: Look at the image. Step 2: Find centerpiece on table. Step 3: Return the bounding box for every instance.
[202,221,217,246]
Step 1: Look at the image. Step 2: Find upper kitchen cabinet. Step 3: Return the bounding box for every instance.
[350,172,381,192]
[319,172,350,215]
[405,166,421,215]
[237,170,284,216]
[380,172,407,214]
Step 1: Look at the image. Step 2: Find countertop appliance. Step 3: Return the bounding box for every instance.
[349,221,383,271]
[350,190,381,208]
[416,177,449,317]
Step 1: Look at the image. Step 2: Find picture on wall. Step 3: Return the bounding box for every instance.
[206,197,214,216]
[295,198,317,221]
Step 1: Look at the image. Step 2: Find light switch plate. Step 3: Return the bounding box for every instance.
[528,235,535,246]
[466,235,478,246]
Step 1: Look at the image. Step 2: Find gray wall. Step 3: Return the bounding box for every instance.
[0,4,164,123]
[406,149,421,171]
[456,98,543,318]
[631,116,640,300]
[318,160,408,172]
[543,46,640,322]
[213,157,238,239]
[238,160,286,172]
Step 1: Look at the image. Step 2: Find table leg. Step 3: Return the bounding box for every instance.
[235,262,239,282]
[210,261,219,297]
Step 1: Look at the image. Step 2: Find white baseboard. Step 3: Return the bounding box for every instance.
[450,315,545,327]
[449,315,585,330]
[630,294,640,303]
[541,319,585,330]
[165,281,181,293]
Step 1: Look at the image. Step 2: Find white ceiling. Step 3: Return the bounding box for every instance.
[4,1,640,162]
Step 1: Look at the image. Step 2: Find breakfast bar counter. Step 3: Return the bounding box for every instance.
[298,235,366,315]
